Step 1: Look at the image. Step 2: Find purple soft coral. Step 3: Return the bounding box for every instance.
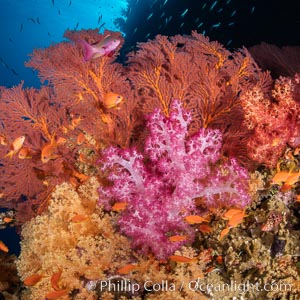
[98,100,251,259]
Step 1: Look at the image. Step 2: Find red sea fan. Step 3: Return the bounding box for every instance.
[126,31,264,164]
[0,84,67,207]
[26,29,138,148]
[98,100,251,259]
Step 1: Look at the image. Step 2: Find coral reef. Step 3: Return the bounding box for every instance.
[241,73,300,167]
[17,178,134,299]
[99,100,251,259]
[0,29,139,224]
[0,252,21,299]
[0,28,298,300]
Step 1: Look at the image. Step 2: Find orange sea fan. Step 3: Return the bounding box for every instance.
[126,31,265,165]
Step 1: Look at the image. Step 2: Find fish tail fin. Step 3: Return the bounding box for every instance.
[79,40,96,61]
[5,151,14,159]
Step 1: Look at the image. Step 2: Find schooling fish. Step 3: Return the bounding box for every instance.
[80,35,121,61]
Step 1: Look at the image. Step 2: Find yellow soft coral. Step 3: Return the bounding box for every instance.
[17,178,132,300]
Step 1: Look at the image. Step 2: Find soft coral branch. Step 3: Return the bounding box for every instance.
[99,100,251,259]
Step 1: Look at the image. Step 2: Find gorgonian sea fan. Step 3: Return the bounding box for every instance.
[98,100,251,259]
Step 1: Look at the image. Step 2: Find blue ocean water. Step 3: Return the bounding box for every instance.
[1,0,300,89]
[0,0,300,86]
[0,0,128,87]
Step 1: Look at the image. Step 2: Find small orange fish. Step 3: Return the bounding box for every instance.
[169,255,196,263]
[184,215,207,224]
[216,255,223,265]
[45,289,68,300]
[3,217,14,223]
[271,171,291,185]
[5,136,26,159]
[41,136,59,163]
[0,240,9,252]
[117,264,138,275]
[56,137,67,145]
[227,211,246,228]
[112,202,128,212]
[219,227,230,240]
[222,208,244,220]
[271,137,281,147]
[51,269,62,291]
[0,134,7,145]
[285,172,300,186]
[168,235,188,242]
[103,92,123,109]
[296,195,300,202]
[70,214,88,223]
[24,274,43,286]
[199,224,212,234]
[77,133,86,145]
[18,147,31,159]
[280,183,292,192]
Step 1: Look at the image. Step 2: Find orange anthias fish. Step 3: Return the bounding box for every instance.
[0,134,7,145]
[112,202,128,212]
[70,214,88,223]
[45,289,68,300]
[199,224,213,234]
[285,172,300,186]
[272,170,300,191]
[103,92,124,109]
[216,255,223,265]
[5,135,26,159]
[23,274,43,286]
[222,208,247,228]
[41,136,60,163]
[56,137,67,145]
[3,217,14,223]
[168,235,188,242]
[51,269,62,291]
[80,35,121,61]
[77,133,86,145]
[184,215,208,224]
[18,147,31,159]
[169,255,197,263]
[222,208,244,220]
[219,227,230,240]
[227,212,246,228]
[117,264,138,275]
[271,171,291,184]
[0,240,9,252]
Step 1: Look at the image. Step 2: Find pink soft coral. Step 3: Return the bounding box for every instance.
[98,100,251,259]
